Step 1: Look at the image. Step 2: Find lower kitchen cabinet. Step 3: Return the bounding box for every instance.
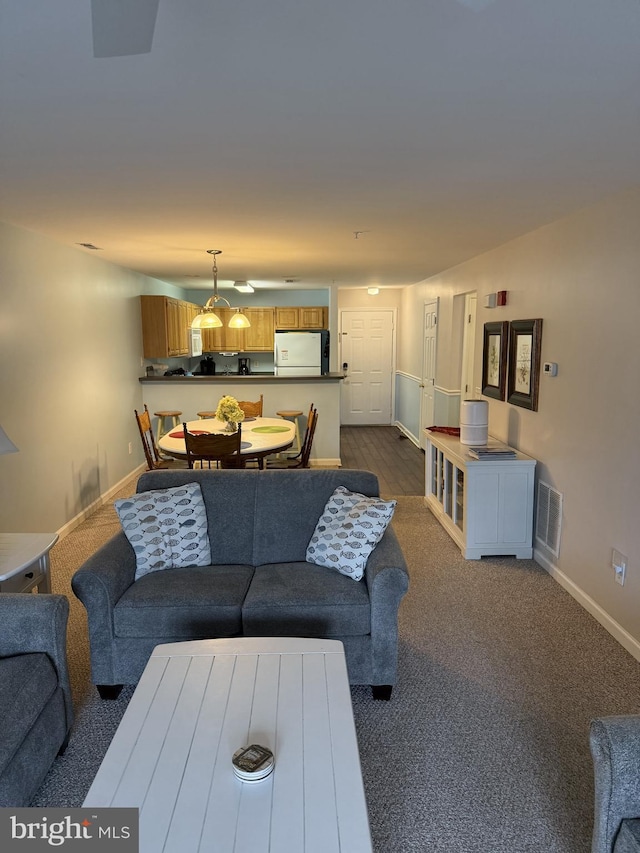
[424,431,536,559]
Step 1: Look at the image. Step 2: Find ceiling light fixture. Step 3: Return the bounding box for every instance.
[191,250,251,330]
[367,287,380,295]
[234,281,255,294]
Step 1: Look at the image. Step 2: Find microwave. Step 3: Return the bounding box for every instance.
[189,327,203,357]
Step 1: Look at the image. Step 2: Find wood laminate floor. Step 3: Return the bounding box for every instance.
[340,426,425,497]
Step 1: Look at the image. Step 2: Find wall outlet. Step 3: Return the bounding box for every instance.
[612,548,627,586]
[128,442,133,455]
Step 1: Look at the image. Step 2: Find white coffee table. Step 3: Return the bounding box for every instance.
[84,637,373,853]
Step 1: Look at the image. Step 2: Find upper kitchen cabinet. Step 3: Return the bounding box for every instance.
[275,306,328,330]
[141,295,197,358]
[201,308,246,353]
[243,308,275,351]
[201,308,274,353]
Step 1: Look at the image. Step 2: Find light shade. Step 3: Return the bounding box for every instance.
[198,310,223,329]
[228,309,251,329]
[0,424,19,455]
[234,281,255,294]
[367,287,380,295]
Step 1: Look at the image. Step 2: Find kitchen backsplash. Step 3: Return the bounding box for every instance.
[144,353,276,376]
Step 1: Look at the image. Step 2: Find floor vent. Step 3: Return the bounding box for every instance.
[535,481,563,557]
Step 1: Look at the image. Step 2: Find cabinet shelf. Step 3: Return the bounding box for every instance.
[424,431,536,559]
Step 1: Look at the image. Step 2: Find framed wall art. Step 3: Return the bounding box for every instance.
[481,321,508,400]
[507,318,543,411]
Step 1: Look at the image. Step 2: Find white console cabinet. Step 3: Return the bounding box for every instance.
[424,431,536,559]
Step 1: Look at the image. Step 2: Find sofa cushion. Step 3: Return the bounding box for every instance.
[114,564,255,638]
[252,470,383,565]
[115,482,211,580]
[0,653,58,777]
[306,486,396,580]
[614,820,640,853]
[242,562,371,637]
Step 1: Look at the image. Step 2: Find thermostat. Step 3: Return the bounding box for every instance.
[543,362,558,377]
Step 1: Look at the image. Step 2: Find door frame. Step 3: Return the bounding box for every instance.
[339,308,397,425]
[419,299,439,447]
[460,292,478,400]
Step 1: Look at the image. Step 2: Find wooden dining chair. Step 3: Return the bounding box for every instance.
[183,423,243,469]
[135,404,168,471]
[267,407,318,469]
[237,395,263,418]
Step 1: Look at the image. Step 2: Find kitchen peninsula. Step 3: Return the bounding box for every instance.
[139,373,344,466]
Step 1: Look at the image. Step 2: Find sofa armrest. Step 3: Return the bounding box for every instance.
[0,593,73,728]
[71,531,136,612]
[590,715,640,853]
[71,532,136,685]
[364,525,409,684]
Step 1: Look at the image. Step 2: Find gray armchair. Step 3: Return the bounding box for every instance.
[0,594,74,806]
[590,716,640,853]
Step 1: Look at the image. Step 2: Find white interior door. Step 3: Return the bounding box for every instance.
[419,300,438,448]
[340,310,394,425]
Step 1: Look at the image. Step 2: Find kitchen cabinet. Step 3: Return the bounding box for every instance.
[142,299,327,357]
[201,308,246,353]
[424,431,536,559]
[243,308,275,351]
[141,296,197,358]
[199,308,274,353]
[275,307,327,330]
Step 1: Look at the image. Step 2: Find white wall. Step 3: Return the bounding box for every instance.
[0,222,182,533]
[399,187,640,652]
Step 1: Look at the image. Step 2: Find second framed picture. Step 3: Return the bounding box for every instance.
[481,321,508,400]
[507,318,543,411]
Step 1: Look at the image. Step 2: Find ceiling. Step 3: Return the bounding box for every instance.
[1,0,639,292]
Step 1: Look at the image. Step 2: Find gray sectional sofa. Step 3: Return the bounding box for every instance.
[72,468,409,699]
[590,716,640,853]
[0,594,74,806]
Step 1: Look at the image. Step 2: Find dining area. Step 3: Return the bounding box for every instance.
[138,372,342,468]
[136,395,318,470]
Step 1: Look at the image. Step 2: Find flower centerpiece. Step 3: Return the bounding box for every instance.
[215,395,245,432]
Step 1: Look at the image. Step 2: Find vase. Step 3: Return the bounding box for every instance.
[224,420,237,432]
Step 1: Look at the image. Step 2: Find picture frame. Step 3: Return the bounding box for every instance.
[481,321,508,400]
[507,319,543,411]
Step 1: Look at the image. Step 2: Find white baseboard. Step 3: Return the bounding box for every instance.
[311,458,342,468]
[56,464,147,541]
[534,547,640,663]
[394,421,420,448]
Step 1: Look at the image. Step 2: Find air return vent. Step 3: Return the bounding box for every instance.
[535,481,563,557]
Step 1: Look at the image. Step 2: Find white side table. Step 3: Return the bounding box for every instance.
[0,533,58,593]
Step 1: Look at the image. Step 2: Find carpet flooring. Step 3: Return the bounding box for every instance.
[32,475,640,852]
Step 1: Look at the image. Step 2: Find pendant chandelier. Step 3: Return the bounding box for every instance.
[191,250,251,330]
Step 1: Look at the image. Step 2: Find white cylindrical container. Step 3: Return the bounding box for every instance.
[459,399,489,446]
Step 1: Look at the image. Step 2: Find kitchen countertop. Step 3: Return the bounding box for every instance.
[139,372,345,383]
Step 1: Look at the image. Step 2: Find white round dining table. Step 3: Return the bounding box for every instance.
[156,417,296,464]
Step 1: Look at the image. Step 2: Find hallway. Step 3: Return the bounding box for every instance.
[340,426,425,497]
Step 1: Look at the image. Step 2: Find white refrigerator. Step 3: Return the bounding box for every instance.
[274,331,323,376]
